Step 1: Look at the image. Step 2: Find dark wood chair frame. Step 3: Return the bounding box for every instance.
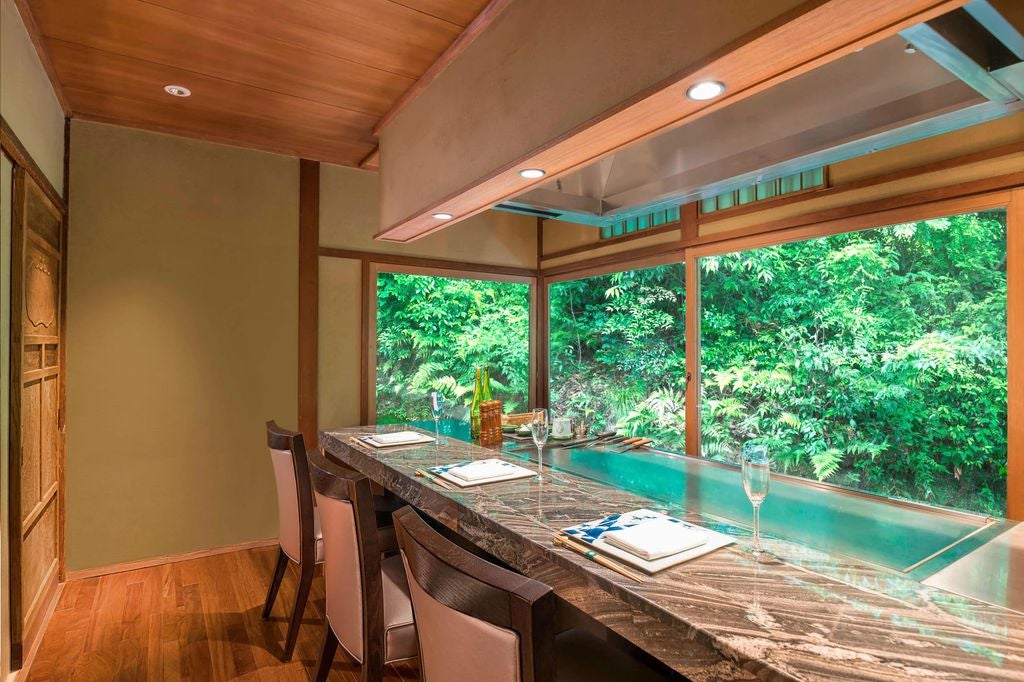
[262,420,319,661]
[307,446,402,682]
[393,505,557,682]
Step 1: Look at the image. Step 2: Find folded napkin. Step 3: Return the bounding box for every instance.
[448,459,513,482]
[603,518,707,561]
[372,431,425,445]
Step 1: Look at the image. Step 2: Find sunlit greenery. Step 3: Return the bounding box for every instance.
[375,273,530,423]
[374,211,1007,516]
[550,211,1007,516]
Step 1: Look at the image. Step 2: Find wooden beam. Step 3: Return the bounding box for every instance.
[11,0,70,115]
[359,146,380,171]
[57,116,69,583]
[318,246,538,279]
[359,260,371,425]
[298,160,319,445]
[372,0,514,136]
[1008,188,1023,521]
[0,116,66,215]
[375,0,966,243]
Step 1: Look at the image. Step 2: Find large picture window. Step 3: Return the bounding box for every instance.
[698,210,1008,515]
[549,263,686,448]
[375,271,531,423]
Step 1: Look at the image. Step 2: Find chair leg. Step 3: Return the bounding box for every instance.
[262,548,289,620]
[313,623,339,682]
[282,560,315,661]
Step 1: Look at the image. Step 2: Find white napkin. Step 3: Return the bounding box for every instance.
[372,431,424,445]
[603,518,707,561]
[448,459,511,482]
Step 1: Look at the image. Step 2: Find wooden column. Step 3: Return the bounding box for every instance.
[298,159,319,445]
[1008,188,1023,521]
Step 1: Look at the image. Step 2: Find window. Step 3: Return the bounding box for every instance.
[375,272,531,423]
[700,167,826,214]
[549,263,686,448]
[599,206,681,239]
[698,210,1007,515]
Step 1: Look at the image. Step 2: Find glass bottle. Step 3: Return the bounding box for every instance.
[482,368,493,402]
[470,368,483,439]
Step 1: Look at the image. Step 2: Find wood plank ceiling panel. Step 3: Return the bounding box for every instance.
[22,0,491,166]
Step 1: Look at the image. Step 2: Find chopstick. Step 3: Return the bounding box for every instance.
[552,534,646,583]
[415,469,456,490]
[611,437,653,452]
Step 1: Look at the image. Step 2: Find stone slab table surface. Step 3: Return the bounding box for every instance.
[322,426,1024,682]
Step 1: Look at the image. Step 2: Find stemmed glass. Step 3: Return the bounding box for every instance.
[531,408,549,481]
[742,442,773,563]
[429,392,446,445]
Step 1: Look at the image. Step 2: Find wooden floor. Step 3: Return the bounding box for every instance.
[25,546,420,681]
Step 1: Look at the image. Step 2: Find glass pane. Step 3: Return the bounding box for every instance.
[699,210,1008,515]
[779,173,802,194]
[549,263,686,448]
[600,225,612,239]
[737,186,757,205]
[666,205,681,222]
[701,197,718,214]
[803,167,825,188]
[375,272,531,423]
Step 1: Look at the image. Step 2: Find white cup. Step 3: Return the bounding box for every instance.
[552,417,572,438]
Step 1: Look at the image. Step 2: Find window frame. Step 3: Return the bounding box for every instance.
[367,262,538,424]
[540,188,1023,519]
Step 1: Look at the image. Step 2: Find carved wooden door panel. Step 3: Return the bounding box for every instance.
[8,167,65,668]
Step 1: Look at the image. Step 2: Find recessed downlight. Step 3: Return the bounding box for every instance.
[519,168,546,179]
[164,84,191,97]
[432,212,453,220]
[685,80,725,101]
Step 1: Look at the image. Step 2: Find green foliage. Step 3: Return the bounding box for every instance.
[550,211,1007,516]
[375,273,530,422]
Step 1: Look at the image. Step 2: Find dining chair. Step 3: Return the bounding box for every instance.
[307,446,418,682]
[393,505,676,682]
[262,420,401,661]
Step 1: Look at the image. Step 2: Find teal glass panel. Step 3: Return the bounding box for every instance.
[717,191,735,210]
[780,173,802,194]
[737,186,757,205]
[600,225,613,239]
[803,167,825,188]
[667,206,681,222]
[701,198,717,214]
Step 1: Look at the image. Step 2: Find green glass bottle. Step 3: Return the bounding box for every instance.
[470,368,483,439]
[482,368,493,402]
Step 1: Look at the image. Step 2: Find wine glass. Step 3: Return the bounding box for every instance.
[742,442,773,563]
[429,392,446,444]
[531,408,549,480]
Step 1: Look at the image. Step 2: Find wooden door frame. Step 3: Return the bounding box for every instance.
[2,115,68,670]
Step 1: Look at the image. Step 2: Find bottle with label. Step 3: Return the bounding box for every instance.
[470,367,483,439]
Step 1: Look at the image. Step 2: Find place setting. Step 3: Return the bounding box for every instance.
[553,508,735,582]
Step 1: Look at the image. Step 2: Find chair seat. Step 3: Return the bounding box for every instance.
[556,629,672,682]
[307,495,398,565]
[381,554,417,663]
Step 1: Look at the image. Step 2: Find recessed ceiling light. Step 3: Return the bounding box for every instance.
[164,84,191,97]
[432,213,453,220]
[519,168,546,179]
[904,43,917,54]
[685,80,725,101]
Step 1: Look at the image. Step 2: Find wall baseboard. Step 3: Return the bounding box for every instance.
[65,537,279,582]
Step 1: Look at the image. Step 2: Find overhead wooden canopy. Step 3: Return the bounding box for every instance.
[374,0,969,242]
[15,0,494,167]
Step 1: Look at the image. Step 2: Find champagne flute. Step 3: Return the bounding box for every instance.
[531,408,549,481]
[429,392,446,445]
[742,442,773,563]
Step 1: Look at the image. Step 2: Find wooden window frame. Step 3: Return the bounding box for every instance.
[541,188,1023,519]
[365,262,538,425]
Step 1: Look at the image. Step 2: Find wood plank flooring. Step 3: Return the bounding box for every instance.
[25,546,420,681]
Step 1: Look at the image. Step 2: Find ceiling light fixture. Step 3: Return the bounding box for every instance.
[519,168,546,179]
[164,84,191,97]
[685,80,725,101]
[904,43,917,54]
[432,212,453,220]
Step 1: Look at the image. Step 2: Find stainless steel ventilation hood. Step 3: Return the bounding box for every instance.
[496,1,1024,227]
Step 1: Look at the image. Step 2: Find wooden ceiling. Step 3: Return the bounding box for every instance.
[17,0,494,167]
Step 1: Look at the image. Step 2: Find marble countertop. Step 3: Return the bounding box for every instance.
[322,426,1024,681]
